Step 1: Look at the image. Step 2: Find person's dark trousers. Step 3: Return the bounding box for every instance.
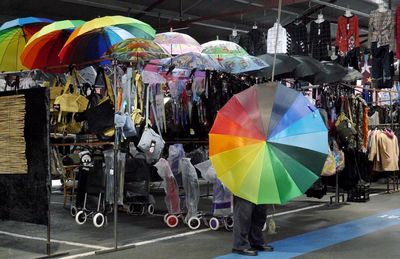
[233,195,267,250]
[371,42,392,89]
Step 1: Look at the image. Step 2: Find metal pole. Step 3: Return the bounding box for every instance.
[113,61,118,250]
[271,0,282,81]
[309,0,370,18]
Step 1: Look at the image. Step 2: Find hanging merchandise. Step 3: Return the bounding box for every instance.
[309,14,331,61]
[137,84,165,164]
[228,29,241,45]
[267,22,287,54]
[360,52,372,85]
[84,68,115,135]
[368,128,399,172]
[285,18,308,55]
[239,26,267,56]
[368,5,395,89]
[396,6,400,59]
[336,12,360,70]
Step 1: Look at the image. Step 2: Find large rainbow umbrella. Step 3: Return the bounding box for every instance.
[154,32,202,55]
[21,20,85,73]
[209,82,328,204]
[59,15,156,65]
[0,17,53,71]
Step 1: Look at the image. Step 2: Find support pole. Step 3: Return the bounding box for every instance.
[271,0,282,81]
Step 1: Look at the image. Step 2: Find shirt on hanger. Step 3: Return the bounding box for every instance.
[239,28,267,56]
[285,20,308,55]
[309,20,331,60]
[228,34,241,45]
[336,15,360,56]
[368,9,395,50]
[267,23,287,54]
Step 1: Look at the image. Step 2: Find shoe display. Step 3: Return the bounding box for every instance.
[232,248,258,256]
[251,244,274,252]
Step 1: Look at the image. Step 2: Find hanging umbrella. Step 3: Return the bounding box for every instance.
[309,61,348,84]
[105,38,170,63]
[142,70,166,84]
[292,55,323,78]
[154,32,202,55]
[342,67,363,82]
[0,17,53,72]
[201,40,248,60]
[159,52,226,71]
[59,15,156,65]
[21,20,85,73]
[256,54,300,78]
[209,82,328,204]
[219,55,269,74]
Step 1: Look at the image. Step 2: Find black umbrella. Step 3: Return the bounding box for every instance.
[292,55,323,78]
[256,54,300,78]
[308,61,348,84]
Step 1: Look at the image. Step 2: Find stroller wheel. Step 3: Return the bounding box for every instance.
[225,216,234,228]
[75,211,87,225]
[93,213,105,228]
[70,206,78,217]
[209,217,219,231]
[262,222,267,232]
[147,204,155,215]
[188,217,201,230]
[163,213,169,223]
[166,215,179,228]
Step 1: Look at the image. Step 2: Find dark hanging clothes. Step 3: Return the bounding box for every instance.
[336,15,360,70]
[228,34,241,45]
[309,20,331,61]
[285,20,308,55]
[239,28,267,56]
[371,42,393,89]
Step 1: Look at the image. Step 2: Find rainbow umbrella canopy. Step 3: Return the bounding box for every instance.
[21,20,85,73]
[59,15,156,65]
[154,32,203,55]
[0,17,53,71]
[201,40,248,60]
[209,82,328,204]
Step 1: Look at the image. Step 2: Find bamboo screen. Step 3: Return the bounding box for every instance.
[0,94,27,174]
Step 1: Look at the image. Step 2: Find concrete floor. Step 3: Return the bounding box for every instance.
[0,182,399,259]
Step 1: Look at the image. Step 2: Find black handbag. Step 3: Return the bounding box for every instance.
[85,68,115,134]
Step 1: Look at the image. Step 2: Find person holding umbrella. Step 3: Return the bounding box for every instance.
[232,196,273,256]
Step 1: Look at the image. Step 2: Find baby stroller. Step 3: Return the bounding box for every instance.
[180,157,202,230]
[195,160,233,231]
[154,158,182,228]
[75,150,107,228]
[124,154,155,215]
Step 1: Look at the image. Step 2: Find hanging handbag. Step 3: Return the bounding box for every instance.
[54,70,88,114]
[137,84,165,164]
[49,77,64,112]
[85,68,115,134]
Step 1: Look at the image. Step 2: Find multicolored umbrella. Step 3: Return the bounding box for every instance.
[159,52,225,71]
[106,38,169,63]
[0,17,53,71]
[154,32,202,55]
[219,55,269,74]
[59,15,156,65]
[209,82,328,204]
[201,40,248,60]
[21,20,85,72]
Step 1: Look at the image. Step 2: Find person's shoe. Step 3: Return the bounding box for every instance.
[251,244,274,252]
[232,248,258,256]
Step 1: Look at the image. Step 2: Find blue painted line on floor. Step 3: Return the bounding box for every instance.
[215,208,400,258]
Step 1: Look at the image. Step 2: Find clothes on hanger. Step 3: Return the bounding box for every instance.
[336,15,360,70]
[396,6,400,58]
[368,128,399,172]
[267,22,287,54]
[309,20,331,61]
[228,33,241,45]
[360,53,372,85]
[239,28,267,56]
[285,19,308,55]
